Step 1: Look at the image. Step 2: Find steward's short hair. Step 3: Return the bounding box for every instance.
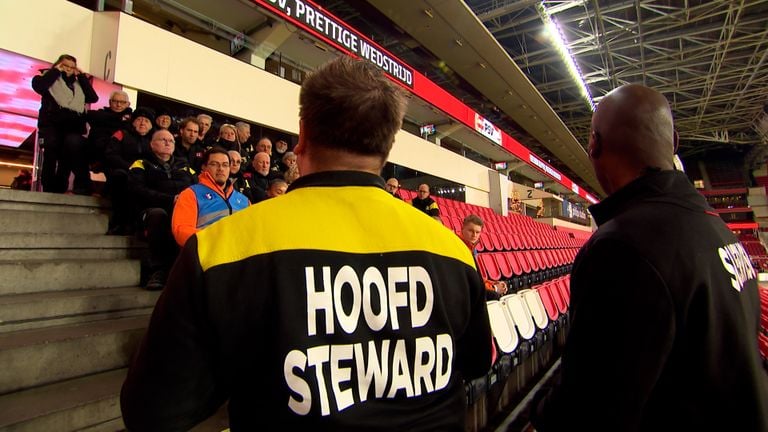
[299,56,408,160]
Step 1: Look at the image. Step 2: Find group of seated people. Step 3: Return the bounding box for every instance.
[100,101,297,234]
[36,80,299,290]
[118,127,292,290]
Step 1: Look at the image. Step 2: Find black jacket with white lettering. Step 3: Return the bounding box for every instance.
[533,170,768,432]
[121,171,492,432]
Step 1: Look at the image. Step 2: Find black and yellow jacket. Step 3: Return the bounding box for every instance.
[121,171,493,432]
[128,155,195,214]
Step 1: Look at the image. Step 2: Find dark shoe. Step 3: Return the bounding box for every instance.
[145,270,167,291]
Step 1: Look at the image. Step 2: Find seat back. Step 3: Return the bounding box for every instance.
[502,294,536,340]
[547,281,568,314]
[519,289,549,330]
[478,253,501,281]
[493,252,514,279]
[487,300,519,353]
[536,284,559,321]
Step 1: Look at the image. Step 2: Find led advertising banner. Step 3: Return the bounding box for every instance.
[251,0,596,202]
[255,0,413,88]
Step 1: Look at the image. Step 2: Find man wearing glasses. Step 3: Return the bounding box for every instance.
[412,183,441,220]
[385,177,402,199]
[172,147,249,247]
[128,129,195,290]
[87,91,132,170]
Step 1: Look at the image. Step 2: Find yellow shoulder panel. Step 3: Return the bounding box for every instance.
[129,160,145,170]
[196,186,475,271]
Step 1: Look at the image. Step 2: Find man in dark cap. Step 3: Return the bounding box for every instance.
[532,84,768,431]
[103,106,155,234]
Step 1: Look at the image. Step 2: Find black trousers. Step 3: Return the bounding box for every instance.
[38,127,91,194]
[139,208,178,273]
[105,168,132,228]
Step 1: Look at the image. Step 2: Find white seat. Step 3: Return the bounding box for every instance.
[502,294,536,340]
[486,300,519,353]
[519,289,549,330]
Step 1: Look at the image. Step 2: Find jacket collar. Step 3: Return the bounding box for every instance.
[589,170,711,226]
[287,170,386,192]
[198,171,233,198]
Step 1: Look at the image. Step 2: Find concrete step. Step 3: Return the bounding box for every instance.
[0,209,109,235]
[0,316,148,395]
[0,188,110,214]
[0,287,160,333]
[0,368,125,432]
[0,259,141,296]
[0,233,145,260]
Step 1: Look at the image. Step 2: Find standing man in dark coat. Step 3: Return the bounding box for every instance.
[532,84,768,431]
[32,54,99,194]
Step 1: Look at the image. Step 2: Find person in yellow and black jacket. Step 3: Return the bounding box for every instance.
[121,56,493,431]
[172,147,249,247]
[128,129,195,290]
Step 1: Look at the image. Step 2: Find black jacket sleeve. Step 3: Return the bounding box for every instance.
[128,164,175,210]
[455,267,493,380]
[31,68,61,94]
[105,132,130,171]
[76,73,99,103]
[121,236,226,431]
[532,238,675,432]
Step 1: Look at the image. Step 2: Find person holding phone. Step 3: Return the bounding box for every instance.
[32,54,98,194]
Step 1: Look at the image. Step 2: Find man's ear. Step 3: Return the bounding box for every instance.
[589,131,602,159]
[294,120,306,155]
[672,129,679,154]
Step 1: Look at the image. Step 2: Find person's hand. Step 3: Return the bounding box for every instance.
[174,194,180,203]
[53,62,64,72]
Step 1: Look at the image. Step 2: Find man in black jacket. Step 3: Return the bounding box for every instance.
[86,90,132,171]
[532,84,768,431]
[128,129,195,290]
[121,56,492,431]
[103,107,154,234]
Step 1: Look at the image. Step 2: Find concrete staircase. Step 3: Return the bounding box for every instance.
[0,189,158,431]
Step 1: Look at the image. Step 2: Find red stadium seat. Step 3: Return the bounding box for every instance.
[523,250,540,272]
[504,252,524,276]
[536,284,559,321]
[759,333,768,359]
[478,253,502,281]
[493,252,514,279]
[489,232,504,251]
[556,278,570,307]
[480,231,495,252]
[547,282,568,314]
[515,251,532,274]
[498,232,512,250]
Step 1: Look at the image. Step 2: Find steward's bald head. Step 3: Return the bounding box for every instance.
[589,84,678,194]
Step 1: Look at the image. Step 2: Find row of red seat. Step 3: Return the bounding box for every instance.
[477,249,579,281]
[743,241,767,257]
[487,276,571,354]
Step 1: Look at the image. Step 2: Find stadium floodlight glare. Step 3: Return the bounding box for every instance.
[538,3,595,111]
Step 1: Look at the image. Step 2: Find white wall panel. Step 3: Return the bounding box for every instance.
[0,0,94,71]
